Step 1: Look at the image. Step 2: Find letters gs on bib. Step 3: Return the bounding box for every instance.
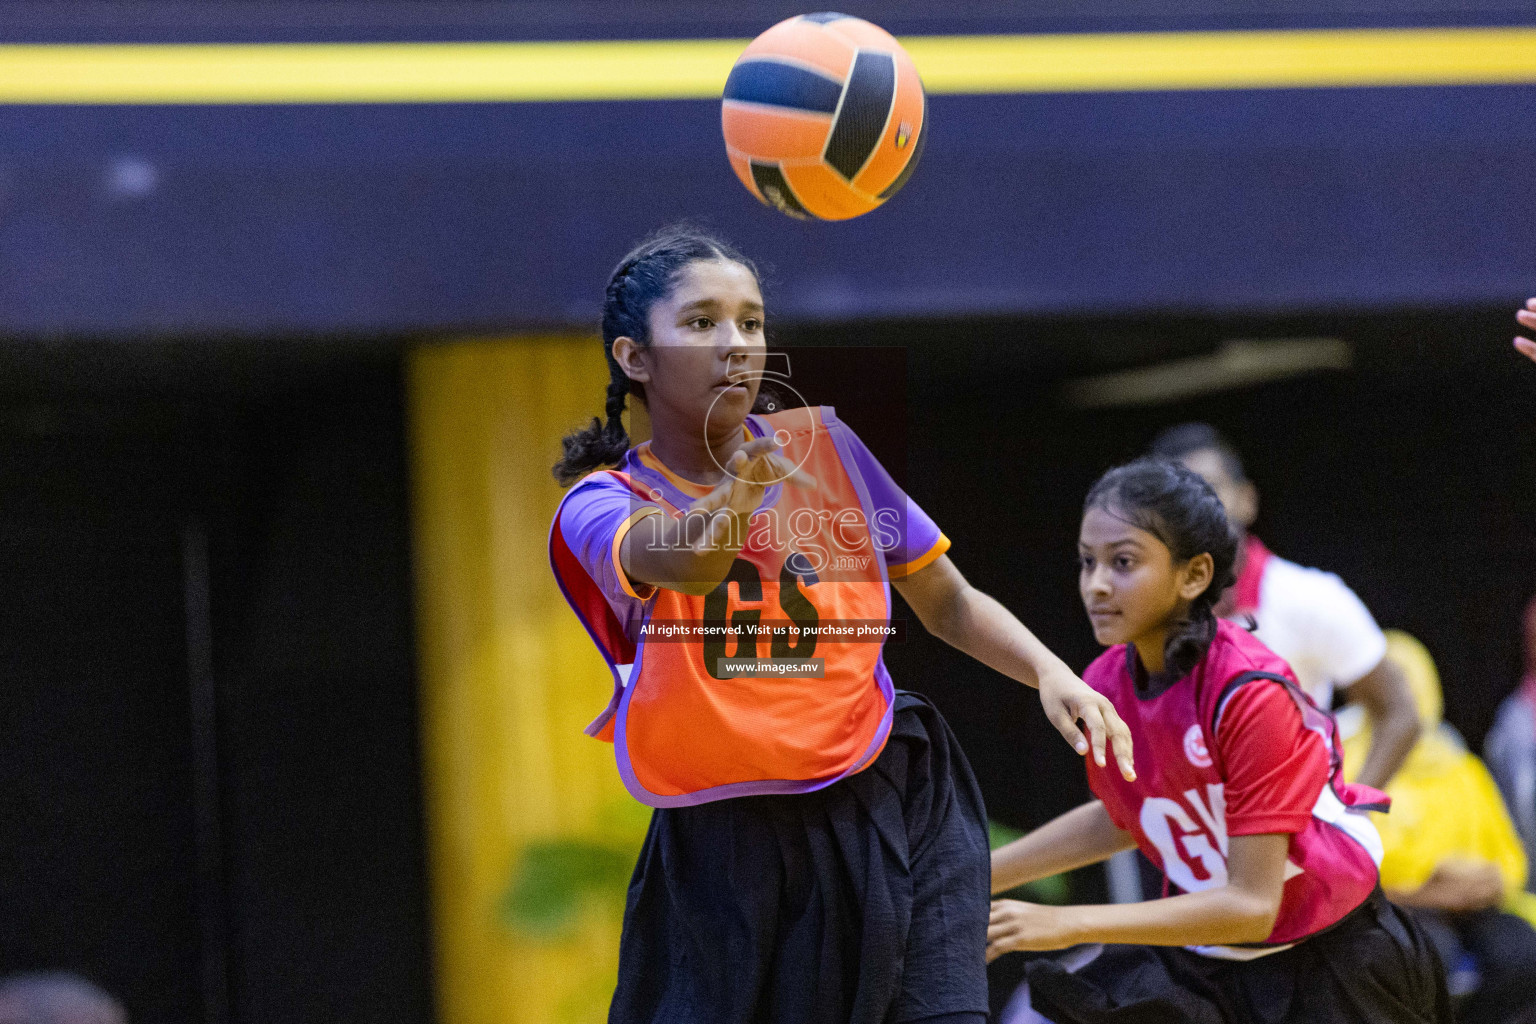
[703,555,821,679]
[722,13,928,220]
[698,550,902,680]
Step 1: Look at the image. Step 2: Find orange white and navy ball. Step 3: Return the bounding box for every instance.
[721,12,927,221]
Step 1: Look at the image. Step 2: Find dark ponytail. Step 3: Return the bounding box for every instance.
[552,224,764,486]
[1084,458,1239,678]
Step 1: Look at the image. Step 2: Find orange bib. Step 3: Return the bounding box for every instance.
[550,407,896,807]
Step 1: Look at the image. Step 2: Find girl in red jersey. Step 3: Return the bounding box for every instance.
[988,458,1451,1024]
[548,225,1134,1024]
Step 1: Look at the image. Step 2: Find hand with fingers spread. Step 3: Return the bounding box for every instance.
[892,556,1139,775]
[1038,663,1136,781]
[616,434,817,598]
[687,436,817,550]
[1516,296,1536,363]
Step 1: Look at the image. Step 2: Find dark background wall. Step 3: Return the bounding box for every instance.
[0,305,1531,1020]
[0,344,434,1023]
[0,4,1530,1017]
[761,305,1536,834]
[771,306,1536,1006]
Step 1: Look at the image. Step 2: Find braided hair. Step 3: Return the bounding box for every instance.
[1084,458,1239,678]
[552,224,765,486]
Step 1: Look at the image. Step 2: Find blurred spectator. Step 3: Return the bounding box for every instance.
[1340,631,1536,1024]
[1487,596,1536,895]
[1151,423,1420,789]
[0,974,125,1024]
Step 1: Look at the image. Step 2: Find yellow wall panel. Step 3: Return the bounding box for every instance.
[408,336,646,1024]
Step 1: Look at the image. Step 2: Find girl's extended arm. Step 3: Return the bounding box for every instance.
[987,832,1289,960]
[992,801,1137,895]
[895,554,1135,779]
[1343,655,1420,791]
[621,438,810,596]
[1388,858,1506,914]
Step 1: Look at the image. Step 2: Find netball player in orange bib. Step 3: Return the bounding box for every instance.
[548,226,1134,1024]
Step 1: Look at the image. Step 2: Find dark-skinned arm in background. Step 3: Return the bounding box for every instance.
[1346,653,1421,792]
[1515,296,1535,362]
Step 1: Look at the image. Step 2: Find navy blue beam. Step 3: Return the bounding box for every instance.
[0,85,1531,337]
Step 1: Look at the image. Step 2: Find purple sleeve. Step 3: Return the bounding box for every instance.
[557,477,663,609]
[832,416,949,578]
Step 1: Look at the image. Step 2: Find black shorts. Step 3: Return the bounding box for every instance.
[608,691,991,1024]
[1025,889,1452,1024]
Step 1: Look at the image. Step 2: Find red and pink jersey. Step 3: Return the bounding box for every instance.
[1085,619,1389,958]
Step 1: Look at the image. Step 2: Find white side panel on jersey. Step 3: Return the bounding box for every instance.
[1312,784,1385,865]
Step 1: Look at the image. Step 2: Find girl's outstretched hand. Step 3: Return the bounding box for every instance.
[689,436,817,549]
[987,900,1077,960]
[1038,665,1136,781]
[1517,297,1536,363]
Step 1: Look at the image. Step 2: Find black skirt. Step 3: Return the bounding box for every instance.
[609,691,991,1024]
[1025,889,1453,1024]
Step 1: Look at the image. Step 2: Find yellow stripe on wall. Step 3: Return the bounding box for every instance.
[0,26,1533,104]
[910,27,1536,92]
[0,39,745,104]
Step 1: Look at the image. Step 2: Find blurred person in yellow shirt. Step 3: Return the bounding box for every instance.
[1340,631,1536,1024]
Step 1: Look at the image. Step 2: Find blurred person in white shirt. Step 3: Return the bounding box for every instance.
[1150,423,1420,790]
